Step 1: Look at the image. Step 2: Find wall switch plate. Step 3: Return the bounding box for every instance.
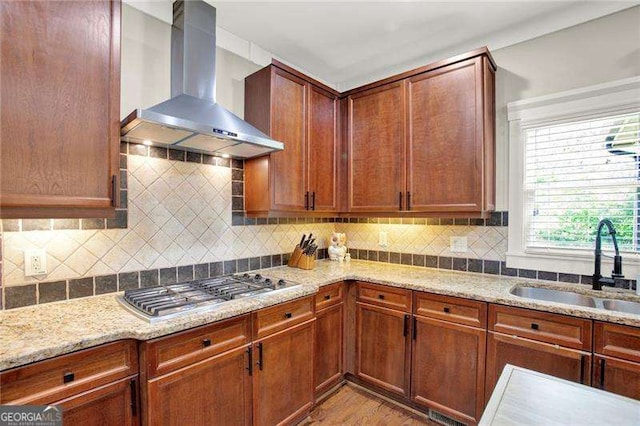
[379,231,388,248]
[450,236,468,253]
[25,249,47,276]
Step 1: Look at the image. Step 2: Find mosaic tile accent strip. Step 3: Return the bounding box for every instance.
[346,249,637,290]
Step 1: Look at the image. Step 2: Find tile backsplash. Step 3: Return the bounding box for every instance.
[4,142,587,310]
[0,146,335,308]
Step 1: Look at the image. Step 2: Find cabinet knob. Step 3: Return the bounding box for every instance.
[530,323,539,330]
[324,295,331,300]
[202,338,211,347]
[284,312,292,319]
[378,294,385,300]
[63,372,75,384]
[443,307,450,313]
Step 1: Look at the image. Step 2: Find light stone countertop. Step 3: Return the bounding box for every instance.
[2,260,639,371]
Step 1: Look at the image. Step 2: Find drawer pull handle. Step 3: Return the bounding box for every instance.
[443,307,450,313]
[284,312,292,319]
[63,372,75,384]
[378,294,385,300]
[202,338,211,347]
[531,323,539,330]
[257,343,264,371]
[324,295,331,300]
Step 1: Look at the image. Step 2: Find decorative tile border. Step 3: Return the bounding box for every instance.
[347,248,637,291]
[333,212,508,227]
[1,249,329,310]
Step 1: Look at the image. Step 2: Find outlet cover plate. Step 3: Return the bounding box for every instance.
[24,249,47,276]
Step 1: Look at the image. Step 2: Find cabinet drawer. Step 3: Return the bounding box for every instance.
[357,282,412,312]
[414,292,487,328]
[594,321,640,363]
[0,340,138,405]
[489,304,592,351]
[253,296,315,339]
[143,314,251,378]
[316,282,344,311]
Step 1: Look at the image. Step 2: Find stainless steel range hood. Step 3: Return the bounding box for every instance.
[120,0,283,158]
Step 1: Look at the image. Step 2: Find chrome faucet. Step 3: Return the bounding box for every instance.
[592,219,624,290]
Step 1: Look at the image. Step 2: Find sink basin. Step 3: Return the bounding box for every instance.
[602,299,640,315]
[510,286,596,308]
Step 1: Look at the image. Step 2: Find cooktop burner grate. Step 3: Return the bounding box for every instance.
[118,273,295,322]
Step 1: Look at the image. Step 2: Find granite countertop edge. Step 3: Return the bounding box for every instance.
[2,260,639,371]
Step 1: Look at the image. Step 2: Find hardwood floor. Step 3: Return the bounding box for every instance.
[302,384,437,425]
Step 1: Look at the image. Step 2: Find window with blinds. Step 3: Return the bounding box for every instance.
[524,111,640,253]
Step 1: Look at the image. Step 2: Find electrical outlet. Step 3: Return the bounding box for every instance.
[379,231,388,248]
[450,236,468,253]
[25,249,47,276]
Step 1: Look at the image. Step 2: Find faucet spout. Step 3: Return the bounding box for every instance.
[592,219,623,291]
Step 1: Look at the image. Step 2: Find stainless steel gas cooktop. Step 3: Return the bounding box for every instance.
[117,273,299,323]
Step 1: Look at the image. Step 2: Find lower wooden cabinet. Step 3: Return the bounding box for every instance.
[355,302,411,397]
[56,376,139,426]
[253,319,315,425]
[593,355,640,400]
[411,316,486,424]
[315,302,344,396]
[146,346,251,426]
[0,340,139,426]
[485,331,591,399]
[593,321,640,400]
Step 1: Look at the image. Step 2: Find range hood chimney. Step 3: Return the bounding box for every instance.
[120,0,283,158]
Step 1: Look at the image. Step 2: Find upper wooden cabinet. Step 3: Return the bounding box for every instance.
[347,49,496,216]
[348,82,406,212]
[407,57,495,214]
[0,0,121,218]
[244,62,340,216]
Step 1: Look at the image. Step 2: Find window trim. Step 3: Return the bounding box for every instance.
[507,76,640,276]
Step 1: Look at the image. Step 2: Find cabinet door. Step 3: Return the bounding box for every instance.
[254,320,315,426]
[308,85,339,212]
[356,302,410,396]
[411,316,486,424]
[270,67,307,212]
[55,376,137,426]
[146,346,251,426]
[485,332,591,400]
[593,355,640,400]
[315,303,344,396]
[407,58,482,213]
[348,82,406,212]
[0,0,120,217]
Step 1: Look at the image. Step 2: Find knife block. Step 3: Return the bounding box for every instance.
[288,245,303,267]
[297,253,316,270]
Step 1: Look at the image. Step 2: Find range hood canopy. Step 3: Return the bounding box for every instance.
[120,0,283,158]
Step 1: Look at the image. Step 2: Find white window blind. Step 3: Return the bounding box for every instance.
[524,111,640,253]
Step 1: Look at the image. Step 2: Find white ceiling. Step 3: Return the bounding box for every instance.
[125,1,639,91]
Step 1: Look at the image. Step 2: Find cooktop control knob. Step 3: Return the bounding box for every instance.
[254,274,262,280]
[265,278,272,285]
[278,279,286,287]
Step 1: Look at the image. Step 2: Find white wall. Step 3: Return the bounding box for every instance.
[120,4,171,119]
[491,5,640,210]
